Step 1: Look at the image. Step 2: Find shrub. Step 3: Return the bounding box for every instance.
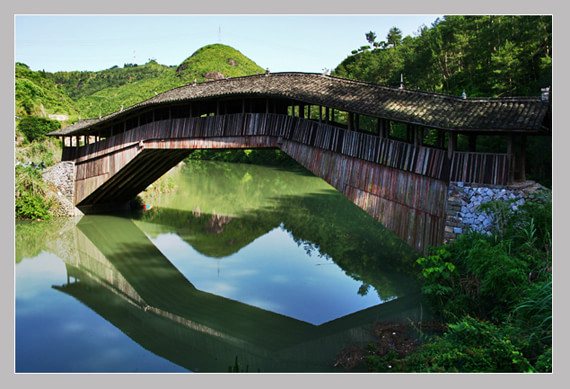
[17,116,61,143]
[15,192,52,220]
[15,165,53,220]
[400,317,533,372]
[416,233,528,322]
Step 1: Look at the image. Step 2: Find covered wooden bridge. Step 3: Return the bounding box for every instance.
[48,72,551,252]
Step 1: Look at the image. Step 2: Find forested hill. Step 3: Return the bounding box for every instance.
[15,44,265,123]
[333,15,552,98]
[16,17,552,125]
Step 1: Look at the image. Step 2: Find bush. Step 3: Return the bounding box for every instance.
[15,165,53,220]
[15,193,52,220]
[400,317,533,372]
[406,192,552,372]
[18,116,61,143]
[416,233,529,322]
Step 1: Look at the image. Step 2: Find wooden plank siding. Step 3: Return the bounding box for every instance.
[67,112,508,252]
[281,141,447,251]
[449,151,509,185]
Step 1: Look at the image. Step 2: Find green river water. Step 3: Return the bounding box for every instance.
[15,159,424,373]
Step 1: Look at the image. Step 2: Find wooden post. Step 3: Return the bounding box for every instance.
[468,134,477,152]
[414,126,423,146]
[348,112,353,131]
[447,132,457,159]
[325,107,329,124]
[319,105,322,124]
[507,134,515,184]
[378,119,388,138]
[514,134,527,182]
[377,118,381,136]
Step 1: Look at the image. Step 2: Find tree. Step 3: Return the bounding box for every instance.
[18,116,61,142]
[365,31,377,45]
[386,27,403,47]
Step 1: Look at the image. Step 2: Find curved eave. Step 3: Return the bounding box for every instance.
[48,72,552,137]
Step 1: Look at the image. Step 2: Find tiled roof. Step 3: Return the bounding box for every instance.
[49,72,551,136]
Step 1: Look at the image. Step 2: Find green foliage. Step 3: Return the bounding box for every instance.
[333,16,552,185]
[416,234,529,322]
[16,136,62,167]
[15,165,46,197]
[416,191,551,324]
[393,194,553,372]
[386,27,403,48]
[17,116,61,142]
[400,317,533,372]
[15,44,264,120]
[15,193,52,221]
[334,15,551,96]
[186,148,300,168]
[175,44,264,83]
[15,165,54,220]
[15,63,78,118]
[510,280,552,370]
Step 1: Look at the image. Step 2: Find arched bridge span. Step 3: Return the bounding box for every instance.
[49,73,551,252]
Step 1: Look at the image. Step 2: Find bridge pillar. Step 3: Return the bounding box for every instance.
[447,132,457,159]
[468,134,477,152]
[507,134,527,183]
[518,135,527,182]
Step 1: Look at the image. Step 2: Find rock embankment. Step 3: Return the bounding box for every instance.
[42,161,83,217]
[444,181,550,243]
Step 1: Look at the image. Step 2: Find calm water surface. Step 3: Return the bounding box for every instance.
[15,160,423,373]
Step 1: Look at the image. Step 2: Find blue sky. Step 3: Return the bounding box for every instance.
[15,14,442,73]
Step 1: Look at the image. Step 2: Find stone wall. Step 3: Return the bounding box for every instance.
[444,181,549,244]
[42,161,75,202]
[42,161,83,217]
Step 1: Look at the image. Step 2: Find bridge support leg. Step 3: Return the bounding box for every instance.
[447,132,457,159]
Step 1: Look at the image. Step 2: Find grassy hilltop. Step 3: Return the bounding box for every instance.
[15,44,265,123]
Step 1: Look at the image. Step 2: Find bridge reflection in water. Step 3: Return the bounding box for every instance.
[50,213,425,372]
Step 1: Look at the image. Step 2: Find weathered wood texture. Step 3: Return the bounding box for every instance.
[281,141,447,251]
[449,151,509,185]
[68,113,506,252]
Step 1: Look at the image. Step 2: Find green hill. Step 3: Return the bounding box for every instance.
[175,44,265,82]
[15,63,79,121]
[15,44,265,121]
